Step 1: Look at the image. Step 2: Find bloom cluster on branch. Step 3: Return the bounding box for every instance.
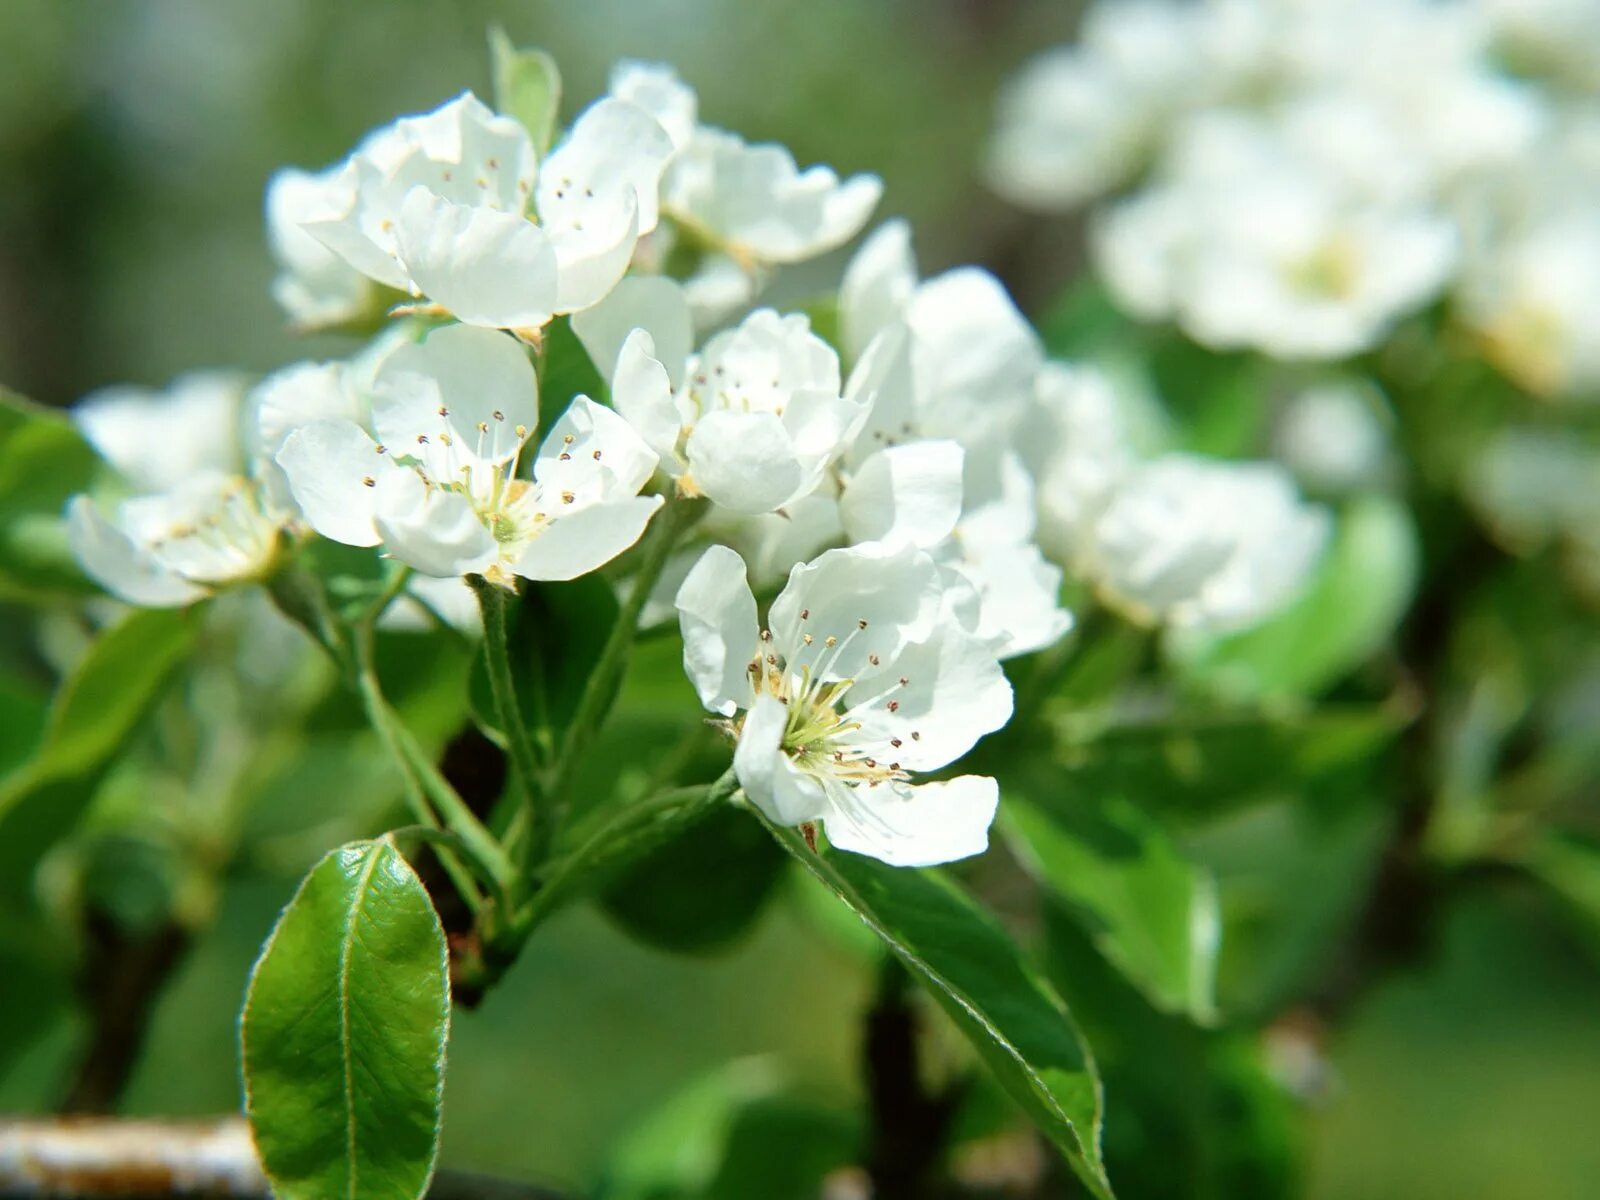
[64,46,1330,865]
[989,0,1600,388]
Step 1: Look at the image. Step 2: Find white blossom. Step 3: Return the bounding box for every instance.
[300,91,673,333]
[1083,455,1330,633]
[604,289,869,515]
[266,165,374,329]
[1273,381,1392,492]
[68,374,285,607]
[677,543,1011,867]
[276,323,661,585]
[663,127,882,269]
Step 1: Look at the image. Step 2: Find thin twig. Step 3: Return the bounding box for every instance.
[0,1116,567,1199]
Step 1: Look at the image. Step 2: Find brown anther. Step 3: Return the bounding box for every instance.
[486,157,499,169]
[802,634,814,645]
[760,629,773,642]
[493,410,506,421]
[858,618,868,629]
[868,654,880,666]
[865,758,877,769]
[890,738,902,748]
[800,608,810,620]
[825,636,838,648]
[559,452,571,461]
[362,476,376,488]
[889,762,900,771]
[899,677,909,686]
[436,405,449,416]
[477,421,489,433]
[416,434,429,444]
[765,654,777,666]
[592,449,602,460]
[563,434,575,444]
[911,731,921,741]
[561,491,575,504]
[887,701,899,712]
[374,444,386,454]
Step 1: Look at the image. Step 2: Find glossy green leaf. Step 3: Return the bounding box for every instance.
[763,818,1113,1197]
[0,608,196,899]
[1170,495,1420,701]
[601,800,789,955]
[242,839,449,1200]
[489,27,561,154]
[1004,793,1219,1022]
[0,388,98,600]
[1041,901,1298,1198]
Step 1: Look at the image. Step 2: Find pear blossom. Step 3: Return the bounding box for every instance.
[676,543,1012,867]
[662,127,882,269]
[1082,455,1330,633]
[68,373,286,607]
[602,288,869,515]
[276,322,661,585]
[265,165,373,329]
[1272,381,1392,492]
[298,90,673,333]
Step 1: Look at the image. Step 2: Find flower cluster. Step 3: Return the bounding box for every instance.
[64,42,1331,866]
[988,0,1600,389]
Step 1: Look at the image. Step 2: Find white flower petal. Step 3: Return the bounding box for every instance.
[840,219,918,362]
[675,544,760,717]
[610,330,684,467]
[571,275,693,387]
[663,128,882,264]
[535,395,659,501]
[67,497,206,608]
[609,60,699,151]
[538,96,675,236]
[684,409,803,514]
[822,775,998,867]
[840,441,964,551]
[75,373,246,492]
[734,692,829,826]
[767,543,943,680]
[550,193,641,315]
[371,470,497,578]
[395,188,558,329]
[373,323,537,469]
[276,419,388,547]
[511,495,663,581]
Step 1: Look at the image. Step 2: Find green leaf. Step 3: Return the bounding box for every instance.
[601,1058,859,1200]
[1170,494,1420,701]
[600,801,789,955]
[242,839,449,1200]
[762,818,1113,1197]
[0,387,99,601]
[489,27,561,154]
[537,316,607,439]
[1003,793,1219,1022]
[470,574,619,759]
[1523,832,1600,966]
[0,608,196,900]
[1044,703,1407,827]
[1040,902,1299,1197]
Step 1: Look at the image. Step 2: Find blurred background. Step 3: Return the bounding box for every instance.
[3,3,1600,1198]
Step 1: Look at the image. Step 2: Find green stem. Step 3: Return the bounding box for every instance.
[509,768,739,939]
[352,628,514,899]
[469,575,552,878]
[549,497,706,805]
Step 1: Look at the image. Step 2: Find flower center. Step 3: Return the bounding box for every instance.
[742,623,916,789]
